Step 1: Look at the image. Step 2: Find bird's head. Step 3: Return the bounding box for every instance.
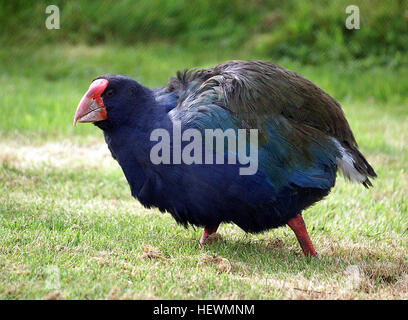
[73,74,153,130]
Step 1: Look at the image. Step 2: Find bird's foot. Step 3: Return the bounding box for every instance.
[199,225,219,248]
[287,214,318,258]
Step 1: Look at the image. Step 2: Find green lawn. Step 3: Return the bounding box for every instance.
[0,44,407,299]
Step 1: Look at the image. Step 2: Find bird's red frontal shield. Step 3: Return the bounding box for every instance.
[73,79,109,126]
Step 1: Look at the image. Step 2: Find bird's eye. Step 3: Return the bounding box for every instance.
[104,88,115,98]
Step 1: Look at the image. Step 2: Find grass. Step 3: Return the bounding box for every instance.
[0,43,407,299]
[2,0,408,65]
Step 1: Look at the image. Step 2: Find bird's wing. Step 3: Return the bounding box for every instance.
[167,60,376,186]
[169,60,356,145]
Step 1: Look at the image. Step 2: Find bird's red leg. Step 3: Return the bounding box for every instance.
[287,214,318,257]
[199,225,219,248]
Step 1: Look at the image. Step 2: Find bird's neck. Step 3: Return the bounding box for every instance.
[101,98,173,199]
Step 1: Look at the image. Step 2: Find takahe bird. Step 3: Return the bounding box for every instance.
[73,60,376,257]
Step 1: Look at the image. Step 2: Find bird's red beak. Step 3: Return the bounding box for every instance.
[73,79,109,127]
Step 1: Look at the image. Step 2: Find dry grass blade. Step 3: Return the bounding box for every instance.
[140,246,164,260]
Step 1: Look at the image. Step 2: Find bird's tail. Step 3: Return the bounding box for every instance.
[331,138,377,188]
